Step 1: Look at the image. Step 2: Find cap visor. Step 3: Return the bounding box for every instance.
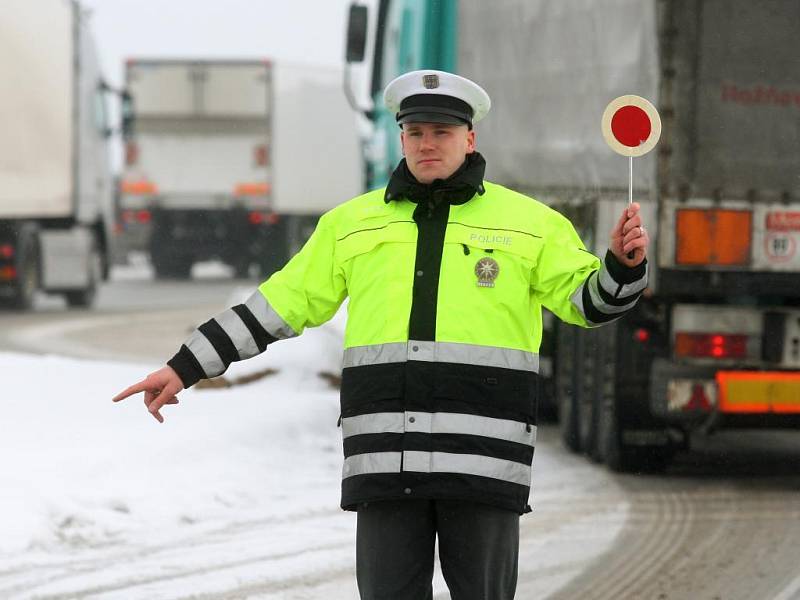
[398,112,469,126]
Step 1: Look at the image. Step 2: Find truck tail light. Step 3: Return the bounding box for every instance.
[634,328,650,343]
[247,211,281,225]
[248,212,280,225]
[0,244,13,259]
[254,144,269,166]
[675,333,748,359]
[0,266,17,280]
[125,142,139,166]
[136,210,151,224]
[675,209,752,266]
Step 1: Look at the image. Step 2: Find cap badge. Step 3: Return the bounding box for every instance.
[475,257,499,288]
[423,74,439,89]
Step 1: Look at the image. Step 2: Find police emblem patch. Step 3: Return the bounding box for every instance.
[475,257,499,287]
[423,74,439,89]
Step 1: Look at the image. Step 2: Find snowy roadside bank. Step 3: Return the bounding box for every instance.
[1,311,346,559]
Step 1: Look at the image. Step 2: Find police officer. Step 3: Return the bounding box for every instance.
[114,70,649,599]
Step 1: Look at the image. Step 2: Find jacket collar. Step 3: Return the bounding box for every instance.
[384,151,486,205]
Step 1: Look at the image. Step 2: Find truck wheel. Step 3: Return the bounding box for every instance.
[64,288,94,308]
[600,398,673,473]
[151,251,192,279]
[582,327,615,463]
[555,323,581,453]
[7,248,39,310]
[578,329,603,461]
[595,320,674,473]
[233,258,253,279]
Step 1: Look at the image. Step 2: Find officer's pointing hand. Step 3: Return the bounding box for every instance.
[610,202,648,267]
[112,365,184,423]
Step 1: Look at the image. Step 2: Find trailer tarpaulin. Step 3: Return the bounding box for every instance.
[457,0,659,195]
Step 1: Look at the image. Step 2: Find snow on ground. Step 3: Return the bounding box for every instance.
[0,310,349,591]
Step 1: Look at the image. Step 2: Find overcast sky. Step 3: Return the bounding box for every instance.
[82,0,353,87]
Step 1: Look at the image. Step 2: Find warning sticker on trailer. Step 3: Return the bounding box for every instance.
[765,232,796,261]
[753,207,800,270]
[766,212,800,231]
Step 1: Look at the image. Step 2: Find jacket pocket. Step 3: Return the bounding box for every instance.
[336,222,417,303]
[440,227,538,303]
[433,363,537,421]
[336,221,417,263]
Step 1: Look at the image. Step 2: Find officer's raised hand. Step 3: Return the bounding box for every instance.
[610,202,649,267]
[113,365,184,423]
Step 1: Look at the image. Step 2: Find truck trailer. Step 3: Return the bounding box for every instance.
[0,0,115,309]
[119,59,361,279]
[345,0,800,472]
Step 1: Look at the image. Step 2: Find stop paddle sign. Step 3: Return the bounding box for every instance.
[601,95,661,258]
[601,95,661,157]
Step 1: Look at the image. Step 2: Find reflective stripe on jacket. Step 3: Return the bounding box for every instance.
[168,180,647,514]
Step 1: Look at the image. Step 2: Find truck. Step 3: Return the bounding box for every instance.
[119,59,361,279]
[344,0,800,472]
[0,0,117,309]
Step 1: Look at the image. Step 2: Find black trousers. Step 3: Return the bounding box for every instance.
[356,499,519,600]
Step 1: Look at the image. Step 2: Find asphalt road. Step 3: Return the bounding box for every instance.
[2,269,799,600]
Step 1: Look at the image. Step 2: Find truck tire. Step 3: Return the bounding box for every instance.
[555,322,582,453]
[600,402,673,473]
[582,328,608,463]
[596,320,674,473]
[148,211,193,279]
[574,328,613,462]
[233,258,253,279]
[151,249,192,279]
[599,395,674,473]
[7,246,39,310]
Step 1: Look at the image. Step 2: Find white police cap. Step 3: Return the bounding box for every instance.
[383,69,491,129]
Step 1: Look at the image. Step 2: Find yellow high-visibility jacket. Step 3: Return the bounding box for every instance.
[169,173,647,514]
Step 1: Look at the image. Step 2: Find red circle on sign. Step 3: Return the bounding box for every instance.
[611,105,652,147]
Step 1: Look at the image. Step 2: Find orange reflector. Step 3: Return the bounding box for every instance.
[675,209,752,265]
[675,332,748,359]
[121,180,158,195]
[687,384,713,411]
[717,371,800,413]
[234,182,270,196]
[0,266,17,280]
